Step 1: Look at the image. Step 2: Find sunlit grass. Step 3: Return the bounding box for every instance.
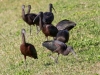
[0,0,100,75]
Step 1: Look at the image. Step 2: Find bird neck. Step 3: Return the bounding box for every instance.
[49,6,52,12]
[22,33,26,44]
[39,13,44,30]
[22,8,25,19]
[27,7,31,14]
[62,48,71,55]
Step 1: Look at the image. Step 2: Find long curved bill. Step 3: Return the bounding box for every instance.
[33,14,40,23]
[52,6,56,13]
[70,49,78,60]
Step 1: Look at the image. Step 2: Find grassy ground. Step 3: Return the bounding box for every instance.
[0,0,100,75]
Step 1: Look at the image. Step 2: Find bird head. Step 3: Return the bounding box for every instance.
[21,28,26,34]
[49,3,56,13]
[64,46,77,58]
[22,5,25,9]
[28,5,31,9]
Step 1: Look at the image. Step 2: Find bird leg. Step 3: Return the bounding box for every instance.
[70,49,78,60]
[49,54,55,61]
[49,52,59,63]
[53,44,61,63]
[36,25,41,34]
[30,25,32,35]
[46,36,48,41]
[24,56,27,68]
[55,53,59,63]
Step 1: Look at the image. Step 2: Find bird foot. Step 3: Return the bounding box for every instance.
[55,59,58,63]
[50,56,55,60]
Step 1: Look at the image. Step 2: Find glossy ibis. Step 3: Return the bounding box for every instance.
[20,29,38,67]
[54,30,69,43]
[42,40,76,63]
[34,12,58,40]
[56,19,76,31]
[43,3,56,24]
[22,5,39,35]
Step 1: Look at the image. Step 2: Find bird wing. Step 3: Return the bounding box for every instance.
[28,14,37,21]
[56,19,76,31]
[55,30,69,43]
[29,44,38,59]
[42,40,57,52]
[43,12,54,24]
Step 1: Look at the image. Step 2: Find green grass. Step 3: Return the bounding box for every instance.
[0,0,100,75]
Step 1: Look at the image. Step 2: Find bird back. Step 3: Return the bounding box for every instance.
[56,30,69,43]
[48,25,58,37]
[43,12,54,24]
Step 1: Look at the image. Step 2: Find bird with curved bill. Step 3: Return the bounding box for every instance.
[42,40,77,63]
[20,29,38,67]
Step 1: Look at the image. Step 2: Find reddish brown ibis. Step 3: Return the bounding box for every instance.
[20,29,38,67]
[33,12,58,40]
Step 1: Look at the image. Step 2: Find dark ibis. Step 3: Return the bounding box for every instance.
[43,3,56,24]
[56,19,76,31]
[20,29,38,67]
[54,30,69,43]
[42,40,76,63]
[33,12,58,40]
[22,5,39,35]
